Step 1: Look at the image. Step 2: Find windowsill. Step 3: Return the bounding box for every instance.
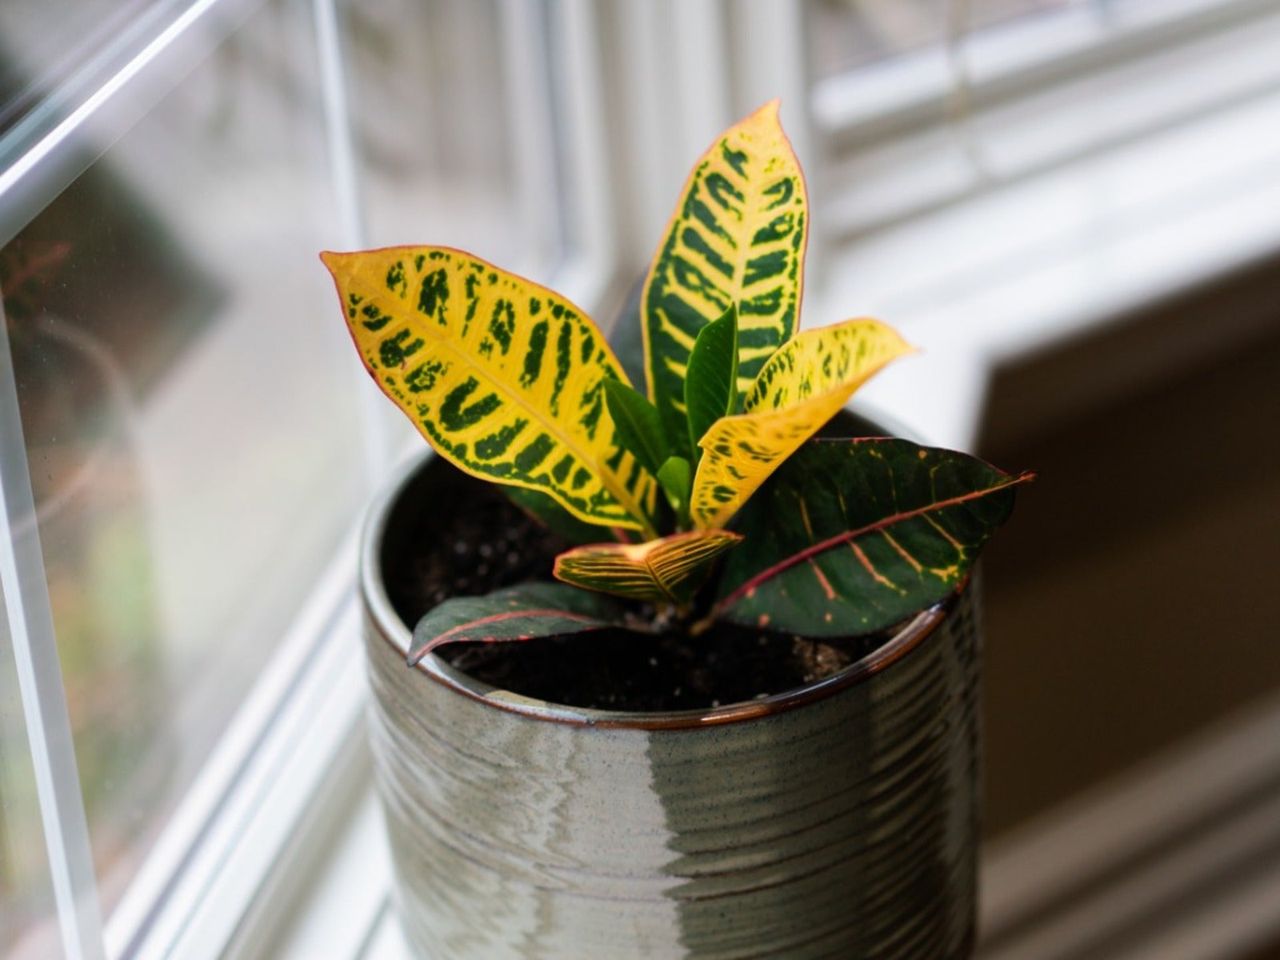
[254,788,406,960]
[250,79,1280,960]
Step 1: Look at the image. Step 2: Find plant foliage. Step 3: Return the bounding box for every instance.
[325,100,1031,659]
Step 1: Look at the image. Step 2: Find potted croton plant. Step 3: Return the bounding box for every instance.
[323,101,1030,960]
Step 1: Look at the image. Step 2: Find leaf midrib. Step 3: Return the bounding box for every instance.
[715,473,1032,611]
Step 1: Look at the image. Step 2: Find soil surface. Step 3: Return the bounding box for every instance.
[385,461,893,712]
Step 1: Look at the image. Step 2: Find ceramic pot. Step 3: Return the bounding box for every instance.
[361,450,981,960]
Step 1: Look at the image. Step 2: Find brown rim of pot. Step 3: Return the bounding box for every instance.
[361,449,961,732]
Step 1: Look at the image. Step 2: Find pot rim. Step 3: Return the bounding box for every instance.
[361,444,959,731]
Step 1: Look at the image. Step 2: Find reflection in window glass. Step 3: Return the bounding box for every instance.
[0,1,364,954]
[807,0,1076,78]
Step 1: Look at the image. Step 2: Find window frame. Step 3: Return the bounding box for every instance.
[0,321,104,960]
[809,0,1280,239]
[813,0,1276,146]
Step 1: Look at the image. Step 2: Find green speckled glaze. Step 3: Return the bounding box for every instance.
[361,452,980,959]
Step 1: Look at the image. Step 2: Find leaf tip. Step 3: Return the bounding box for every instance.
[318,250,348,277]
[739,99,788,144]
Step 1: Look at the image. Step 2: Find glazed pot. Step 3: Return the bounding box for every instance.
[360,449,981,960]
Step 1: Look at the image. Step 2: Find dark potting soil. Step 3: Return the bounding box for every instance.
[385,462,893,712]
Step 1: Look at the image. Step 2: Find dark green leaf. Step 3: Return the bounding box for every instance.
[604,379,669,476]
[503,486,628,545]
[409,582,631,665]
[714,439,1033,636]
[656,455,692,523]
[684,306,738,458]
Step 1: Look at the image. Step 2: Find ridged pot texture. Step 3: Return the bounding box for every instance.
[362,453,980,960]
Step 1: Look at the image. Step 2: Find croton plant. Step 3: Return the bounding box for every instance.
[322,101,1031,667]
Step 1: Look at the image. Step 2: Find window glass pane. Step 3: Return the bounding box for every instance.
[0,0,364,945]
[345,0,535,264]
[808,0,1077,77]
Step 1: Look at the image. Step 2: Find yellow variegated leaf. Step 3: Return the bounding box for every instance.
[642,99,808,449]
[553,529,743,605]
[690,319,912,529]
[322,247,657,534]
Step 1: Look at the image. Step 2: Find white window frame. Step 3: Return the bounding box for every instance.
[809,0,1280,239]
[1,321,104,960]
[813,0,1275,140]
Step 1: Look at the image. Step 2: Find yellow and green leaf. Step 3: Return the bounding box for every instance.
[689,318,912,529]
[322,247,658,534]
[642,99,808,447]
[554,529,743,606]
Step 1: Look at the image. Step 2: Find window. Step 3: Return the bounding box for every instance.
[1,2,366,955]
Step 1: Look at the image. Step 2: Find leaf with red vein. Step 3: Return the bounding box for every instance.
[714,438,1033,636]
[408,582,633,665]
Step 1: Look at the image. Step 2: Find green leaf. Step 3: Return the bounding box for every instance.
[322,246,657,535]
[502,486,630,546]
[554,530,742,606]
[684,305,738,458]
[603,379,668,476]
[408,582,630,665]
[714,439,1033,636]
[656,455,692,523]
[642,100,808,448]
